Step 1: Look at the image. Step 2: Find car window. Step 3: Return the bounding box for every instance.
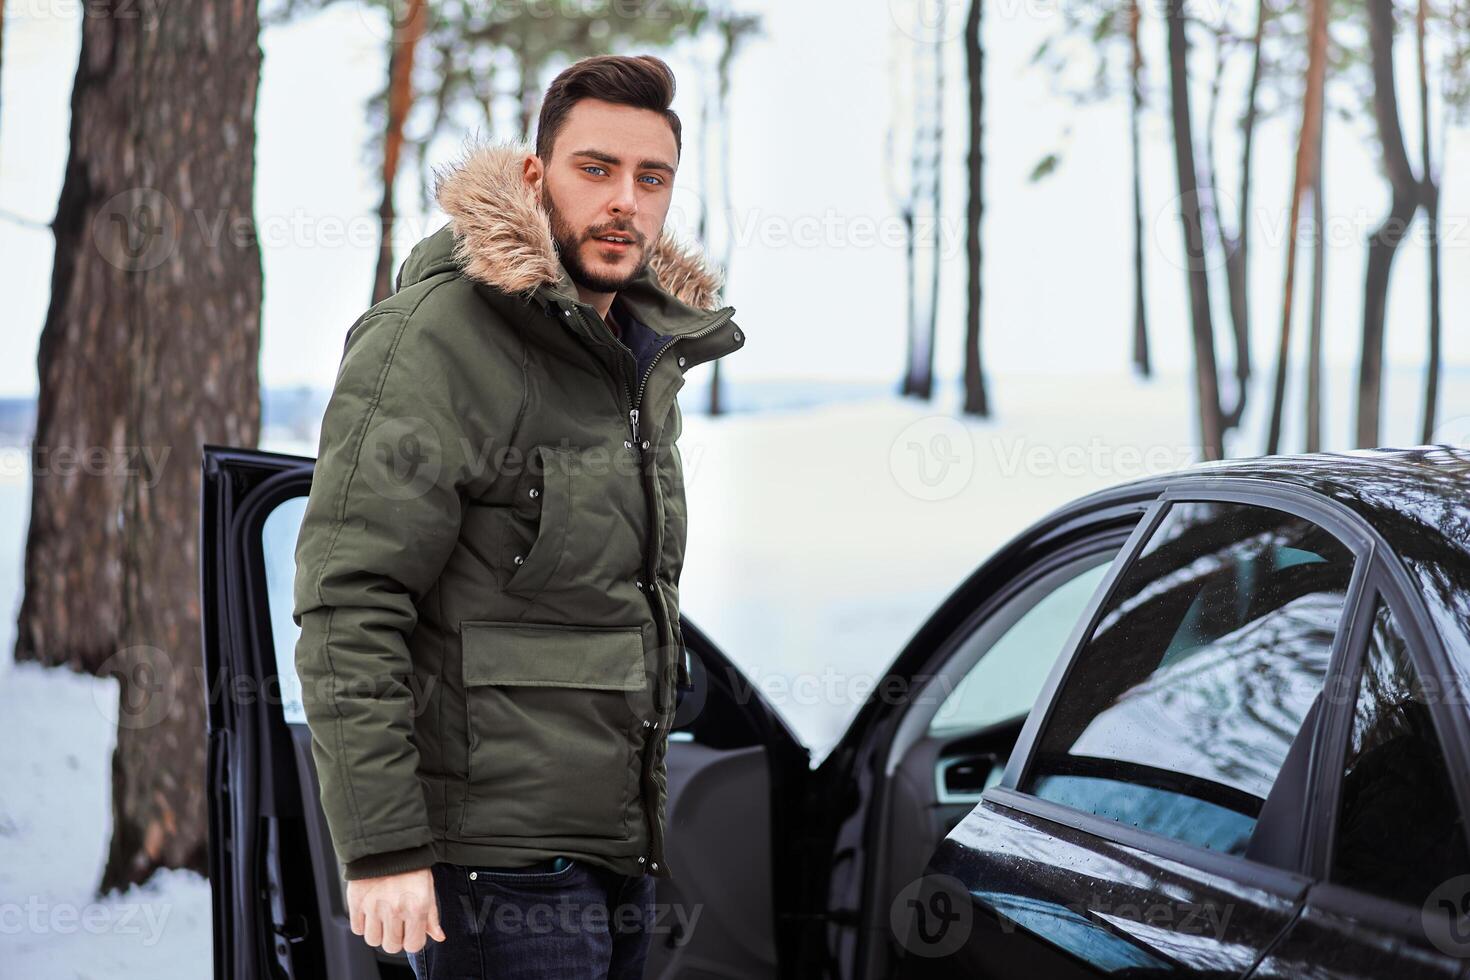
[1330,597,1470,906]
[928,556,1113,736]
[1020,500,1356,856]
[261,495,309,725]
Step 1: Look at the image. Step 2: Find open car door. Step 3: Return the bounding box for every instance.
[201,444,809,980]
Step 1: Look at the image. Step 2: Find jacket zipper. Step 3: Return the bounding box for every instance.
[621,306,736,449]
[571,302,736,874]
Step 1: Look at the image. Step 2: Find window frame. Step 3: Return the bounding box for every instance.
[1304,557,1470,915]
[988,479,1377,884]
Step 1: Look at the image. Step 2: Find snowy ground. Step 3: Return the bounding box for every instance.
[1,366,1465,976]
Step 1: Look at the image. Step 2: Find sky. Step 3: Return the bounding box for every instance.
[1,0,1466,400]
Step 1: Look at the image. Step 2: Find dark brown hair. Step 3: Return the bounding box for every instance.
[535,54,682,163]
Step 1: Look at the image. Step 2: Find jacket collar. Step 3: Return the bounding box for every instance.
[431,139,729,337]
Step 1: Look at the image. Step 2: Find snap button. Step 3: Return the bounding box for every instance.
[469,871,477,880]
[640,440,650,450]
[652,720,660,729]
[528,487,539,498]
[642,720,652,728]
[513,554,524,566]
[733,329,743,342]
[635,579,644,589]
[677,356,686,368]
[623,440,632,449]
[637,856,646,865]
[651,862,659,871]
[563,309,573,318]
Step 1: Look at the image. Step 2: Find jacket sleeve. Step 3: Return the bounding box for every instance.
[292,308,471,881]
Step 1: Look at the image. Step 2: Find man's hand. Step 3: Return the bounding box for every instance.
[346,867,446,955]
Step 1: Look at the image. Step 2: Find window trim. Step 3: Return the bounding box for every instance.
[1307,564,1470,900]
[995,479,1379,878]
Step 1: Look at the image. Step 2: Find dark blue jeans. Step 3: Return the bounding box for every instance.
[406,858,657,980]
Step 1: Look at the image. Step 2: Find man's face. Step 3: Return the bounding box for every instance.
[533,98,678,298]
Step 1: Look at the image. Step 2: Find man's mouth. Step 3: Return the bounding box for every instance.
[591,232,637,250]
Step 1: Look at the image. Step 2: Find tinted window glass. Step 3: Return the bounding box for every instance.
[929,557,1113,736]
[1331,599,1470,905]
[262,496,308,724]
[1022,501,1356,855]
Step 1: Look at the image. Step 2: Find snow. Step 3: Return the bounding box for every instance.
[0,366,1464,974]
[0,660,213,977]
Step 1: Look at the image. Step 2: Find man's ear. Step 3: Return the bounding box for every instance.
[522,153,544,202]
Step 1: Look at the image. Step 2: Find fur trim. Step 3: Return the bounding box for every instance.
[432,140,723,310]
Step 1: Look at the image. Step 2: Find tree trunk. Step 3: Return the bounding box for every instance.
[1166,0,1225,460]
[1266,0,1328,455]
[923,11,944,404]
[1357,0,1420,448]
[708,20,741,418]
[1221,0,1268,428]
[1306,123,1326,453]
[1417,0,1441,443]
[371,0,427,304]
[16,0,262,892]
[962,0,989,415]
[900,203,920,396]
[1128,0,1150,379]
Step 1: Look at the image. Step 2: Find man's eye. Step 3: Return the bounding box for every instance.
[639,174,664,186]
[582,166,607,177]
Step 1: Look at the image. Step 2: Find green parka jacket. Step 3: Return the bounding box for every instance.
[291,141,744,882]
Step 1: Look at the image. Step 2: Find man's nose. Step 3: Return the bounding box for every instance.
[608,179,638,218]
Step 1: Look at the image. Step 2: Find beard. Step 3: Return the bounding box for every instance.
[543,182,653,295]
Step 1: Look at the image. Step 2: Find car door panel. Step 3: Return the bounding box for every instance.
[202,445,804,980]
[906,792,1308,978]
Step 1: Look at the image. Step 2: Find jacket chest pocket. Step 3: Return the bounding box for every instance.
[502,445,574,598]
[458,620,649,842]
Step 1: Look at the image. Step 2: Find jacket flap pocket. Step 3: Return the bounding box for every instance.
[460,621,646,690]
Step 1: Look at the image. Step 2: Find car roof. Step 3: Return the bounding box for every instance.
[1167,445,1470,556]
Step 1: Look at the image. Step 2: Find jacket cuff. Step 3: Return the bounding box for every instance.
[342,843,438,881]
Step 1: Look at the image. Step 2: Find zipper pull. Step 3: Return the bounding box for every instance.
[629,408,640,447]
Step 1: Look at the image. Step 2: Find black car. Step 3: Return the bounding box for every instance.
[201,444,1470,979]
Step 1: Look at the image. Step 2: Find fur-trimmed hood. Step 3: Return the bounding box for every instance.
[409,140,723,312]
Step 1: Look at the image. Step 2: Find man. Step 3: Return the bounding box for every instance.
[291,53,744,979]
